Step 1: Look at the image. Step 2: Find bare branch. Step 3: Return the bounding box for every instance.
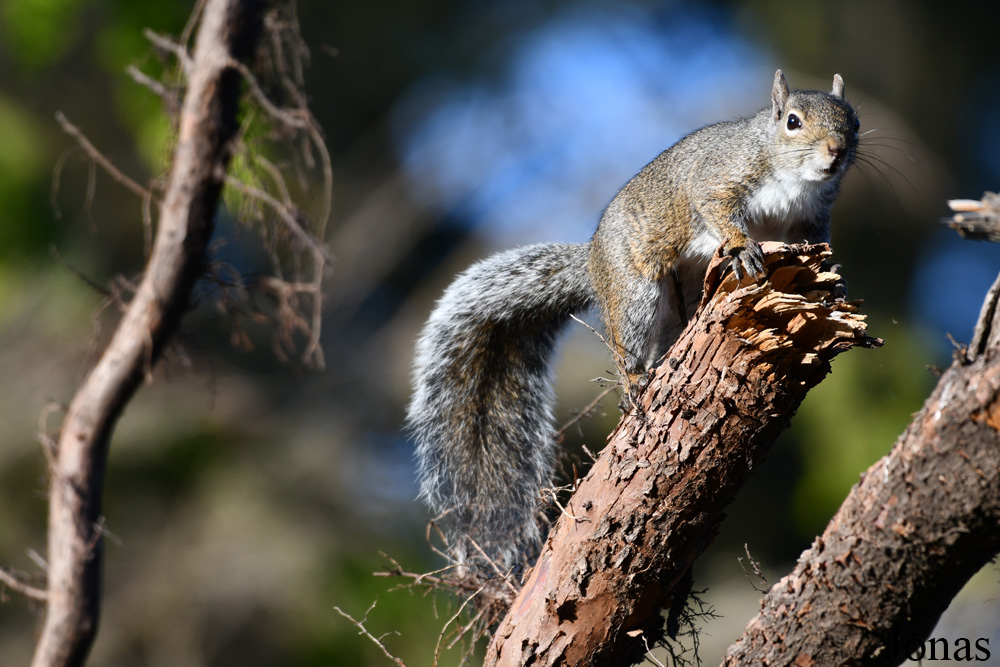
[223,175,327,259]
[737,544,768,594]
[0,566,48,602]
[334,602,409,667]
[142,28,193,74]
[54,112,156,203]
[946,192,1000,242]
[31,2,264,665]
[227,57,311,129]
[556,385,615,437]
[125,65,169,99]
[435,581,488,667]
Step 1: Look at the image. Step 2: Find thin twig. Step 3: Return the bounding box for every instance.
[55,112,157,204]
[467,539,518,595]
[223,176,327,259]
[425,512,456,563]
[738,543,769,593]
[445,606,486,651]
[226,176,328,367]
[227,57,311,129]
[228,48,333,237]
[125,65,169,99]
[642,635,668,667]
[255,155,294,208]
[142,28,193,73]
[435,581,488,667]
[26,549,47,574]
[0,566,48,602]
[541,486,592,524]
[36,400,65,473]
[556,385,616,437]
[179,0,209,51]
[333,601,408,667]
[50,246,111,297]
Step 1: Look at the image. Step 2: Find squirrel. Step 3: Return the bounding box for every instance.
[407,69,859,570]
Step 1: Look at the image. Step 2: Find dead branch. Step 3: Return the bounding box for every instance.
[55,112,156,203]
[723,201,1000,666]
[30,2,264,665]
[946,192,1000,242]
[484,242,880,667]
[334,601,409,667]
[124,65,169,101]
[0,565,48,602]
[224,175,327,258]
[142,28,193,74]
[737,543,769,594]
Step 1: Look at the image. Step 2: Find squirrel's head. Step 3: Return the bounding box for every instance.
[769,69,859,183]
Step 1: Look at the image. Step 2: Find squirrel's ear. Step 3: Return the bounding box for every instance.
[772,69,789,122]
[831,73,845,99]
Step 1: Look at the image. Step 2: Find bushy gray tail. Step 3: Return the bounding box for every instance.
[407,243,594,569]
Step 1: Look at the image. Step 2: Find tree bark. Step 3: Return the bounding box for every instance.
[723,272,1000,666]
[31,2,262,665]
[485,243,881,667]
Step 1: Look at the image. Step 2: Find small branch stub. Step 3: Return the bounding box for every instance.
[946,192,1000,242]
[485,242,880,667]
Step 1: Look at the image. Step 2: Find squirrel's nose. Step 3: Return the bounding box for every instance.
[825,138,844,159]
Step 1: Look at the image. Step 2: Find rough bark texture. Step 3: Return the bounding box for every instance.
[485,243,881,667]
[723,272,1000,666]
[31,2,262,665]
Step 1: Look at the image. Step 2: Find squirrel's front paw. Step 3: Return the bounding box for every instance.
[727,239,765,282]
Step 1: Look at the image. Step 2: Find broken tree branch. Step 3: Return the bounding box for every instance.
[723,207,1000,667]
[946,192,1000,243]
[485,242,881,667]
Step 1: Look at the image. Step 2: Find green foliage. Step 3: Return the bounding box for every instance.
[1,0,83,69]
[0,95,56,260]
[0,96,45,178]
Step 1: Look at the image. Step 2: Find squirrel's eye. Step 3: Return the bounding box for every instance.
[786,113,802,131]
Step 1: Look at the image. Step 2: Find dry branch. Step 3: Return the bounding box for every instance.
[723,223,1000,667]
[55,113,157,204]
[0,565,48,602]
[30,2,263,665]
[485,242,880,667]
[947,192,1000,243]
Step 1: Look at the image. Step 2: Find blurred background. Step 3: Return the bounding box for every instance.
[1,0,999,665]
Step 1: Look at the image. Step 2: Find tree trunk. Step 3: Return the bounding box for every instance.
[485,243,881,667]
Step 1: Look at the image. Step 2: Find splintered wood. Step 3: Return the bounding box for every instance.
[486,242,880,667]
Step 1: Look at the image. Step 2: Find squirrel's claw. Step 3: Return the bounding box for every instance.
[728,240,765,282]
